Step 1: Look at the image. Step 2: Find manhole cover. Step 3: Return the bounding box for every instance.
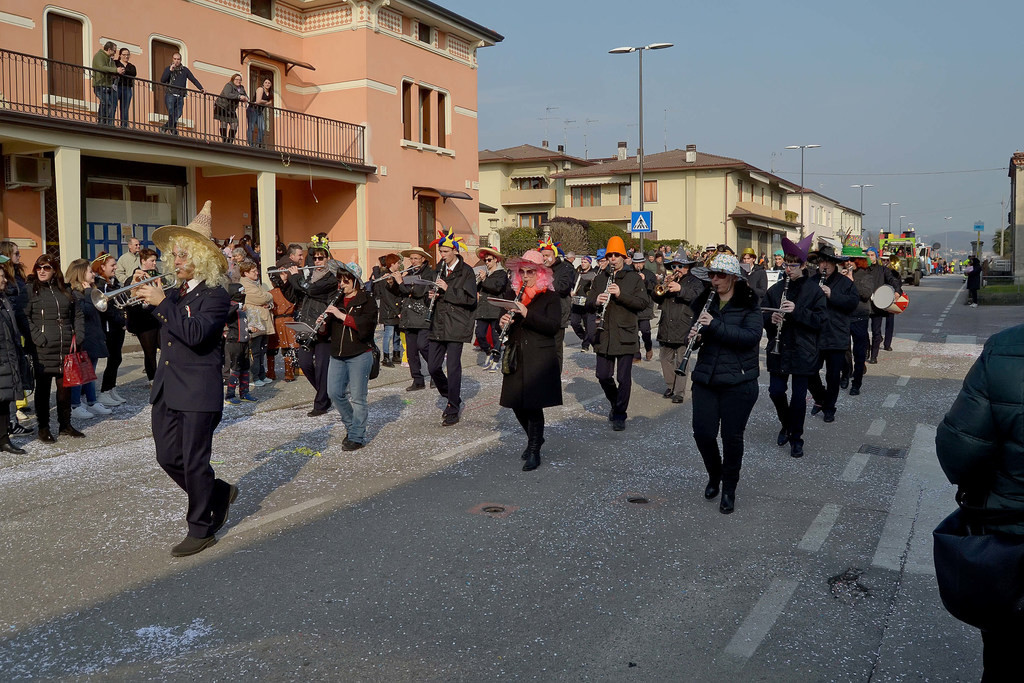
[858,444,906,458]
[613,493,665,508]
[468,503,518,518]
[828,567,870,603]
[482,505,506,514]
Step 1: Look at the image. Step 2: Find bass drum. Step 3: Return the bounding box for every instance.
[871,284,896,311]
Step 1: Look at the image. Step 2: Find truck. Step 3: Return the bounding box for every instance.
[878,231,924,286]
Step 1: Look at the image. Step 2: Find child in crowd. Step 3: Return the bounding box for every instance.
[224,282,256,404]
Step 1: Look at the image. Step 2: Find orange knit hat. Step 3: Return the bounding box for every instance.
[605,235,627,257]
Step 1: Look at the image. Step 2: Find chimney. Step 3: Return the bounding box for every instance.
[541,140,549,149]
[685,144,697,164]
[617,141,627,161]
[557,144,564,153]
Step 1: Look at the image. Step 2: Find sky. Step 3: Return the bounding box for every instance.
[445,0,1023,255]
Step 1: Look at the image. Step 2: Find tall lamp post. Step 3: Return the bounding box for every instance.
[943,216,952,258]
[899,215,907,232]
[851,183,873,245]
[784,144,821,238]
[882,202,899,233]
[610,42,673,254]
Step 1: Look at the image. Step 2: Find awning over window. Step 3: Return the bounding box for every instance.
[479,202,498,214]
[240,48,315,75]
[510,166,550,179]
[412,186,474,202]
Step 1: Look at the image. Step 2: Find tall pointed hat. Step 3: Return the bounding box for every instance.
[781,232,815,262]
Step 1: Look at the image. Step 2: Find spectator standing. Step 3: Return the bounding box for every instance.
[124,249,162,387]
[0,259,32,454]
[1,241,33,435]
[91,254,128,407]
[223,283,256,404]
[114,237,141,284]
[113,48,136,128]
[91,41,122,126]
[64,259,111,420]
[266,271,298,382]
[247,78,273,148]
[239,260,274,386]
[159,52,204,135]
[213,74,249,143]
[966,256,982,307]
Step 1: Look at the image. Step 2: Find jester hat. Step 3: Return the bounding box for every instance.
[537,237,564,256]
[781,232,815,262]
[429,227,466,252]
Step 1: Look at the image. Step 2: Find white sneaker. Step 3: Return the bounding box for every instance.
[98,391,121,407]
[971,303,978,308]
[109,388,127,404]
[88,402,112,415]
[261,377,273,385]
[71,405,95,420]
[251,379,265,387]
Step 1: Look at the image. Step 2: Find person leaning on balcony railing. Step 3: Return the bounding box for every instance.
[159,52,204,136]
[91,41,124,127]
[113,48,136,129]
[214,73,249,143]
[247,78,273,148]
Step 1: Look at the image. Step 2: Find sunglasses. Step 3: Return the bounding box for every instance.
[313,255,327,261]
[518,269,536,276]
[709,272,730,279]
[36,265,54,272]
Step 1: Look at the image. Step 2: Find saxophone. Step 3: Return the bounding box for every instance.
[770,275,790,355]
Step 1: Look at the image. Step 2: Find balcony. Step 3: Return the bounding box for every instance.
[553,205,630,223]
[500,187,556,206]
[0,48,367,169]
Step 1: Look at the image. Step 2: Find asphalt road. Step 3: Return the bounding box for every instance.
[1,273,1021,680]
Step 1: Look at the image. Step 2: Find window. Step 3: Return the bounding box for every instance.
[436,91,447,148]
[515,177,545,190]
[419,88,431,145]
[571,186,601,207]
[46,13,84,100]
[761,187,765,204]
[736,228,753,254]
[402,81,413,140]
[251,0,273,20]
[417,22,432,44]
[618,183,632,206]
[643,180,658,203]
[519,213,547,229]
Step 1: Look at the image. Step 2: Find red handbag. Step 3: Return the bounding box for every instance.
[62,334,97,387]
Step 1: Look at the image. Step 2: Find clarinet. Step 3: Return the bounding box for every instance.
[490,282,527,366]
[770,275,790,355]
[675,290,717,376]
[299,286,346,350]
[595,268,616,331]
[424,260,447,324]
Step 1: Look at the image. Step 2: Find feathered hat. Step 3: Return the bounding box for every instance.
[781,232,815,262]
[537,237,564,256]
[428,227,466,252]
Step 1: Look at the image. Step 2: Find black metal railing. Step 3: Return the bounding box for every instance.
[0,48,365,167]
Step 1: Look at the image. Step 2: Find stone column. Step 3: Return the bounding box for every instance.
[54,146,82,270]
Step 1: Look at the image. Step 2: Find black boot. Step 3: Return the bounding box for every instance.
[38,425,56,443]
[522,419,543,471]
[720,488,735,514]
[0,436,26,455]
[381,355,394,368]
[770,393,789,445]
[704,479,720,500]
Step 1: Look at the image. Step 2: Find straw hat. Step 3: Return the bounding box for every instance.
[400,246,434,263]
[152,200,228,270]
[477,247,504,261]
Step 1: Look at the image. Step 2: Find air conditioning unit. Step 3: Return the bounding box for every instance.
[4,155,53,190]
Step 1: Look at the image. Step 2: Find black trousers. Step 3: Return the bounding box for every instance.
[137,328,160,381]
[870,315,884,358]
[555,327,565,371]
[152,392,222,538]
[296,340,332,412]
[769,372,811,445]
[982,628,1022,682]
[883,313,895,349]
[0,400,9,439]
[101,326,125,392]
[475,319,499,354]
[692,380,758,491]
[570,310,596,349]
[967,287,979,305]
[850,318,869,386]
[633,319,653,359]
[808,349,845,413]
[428,340,463,417]
[35,370,72,429]
[403,328,429,386]
[596,353,633,421]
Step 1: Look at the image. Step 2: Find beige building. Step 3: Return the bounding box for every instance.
[478,143,592,237]
[551,144,800,256]
[786,189,863,245]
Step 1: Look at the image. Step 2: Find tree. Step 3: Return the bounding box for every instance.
[992,228,1014,258]
[546,217,589,255]
[494,227,537,259]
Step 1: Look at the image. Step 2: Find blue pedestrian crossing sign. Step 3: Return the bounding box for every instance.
[631,211,652,233]
[974,221,984,232]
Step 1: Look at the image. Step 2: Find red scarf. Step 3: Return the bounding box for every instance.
[520,284,546,307]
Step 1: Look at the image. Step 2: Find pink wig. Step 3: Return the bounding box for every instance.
[506,250,553,293]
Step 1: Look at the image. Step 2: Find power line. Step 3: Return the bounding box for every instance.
[776,167,1004,177]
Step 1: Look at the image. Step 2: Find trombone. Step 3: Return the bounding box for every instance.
[90,274,172,312]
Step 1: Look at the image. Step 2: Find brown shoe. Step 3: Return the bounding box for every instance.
[283,357,296,382]
[265,363,277,380]
[170,534,217,557]
[646,349,654,361]
[59,426,86,438]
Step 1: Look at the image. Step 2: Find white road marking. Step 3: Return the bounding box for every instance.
[882,394,899,408]
[798,504,841,552]
[724,578,800,660]
[909,357,921,367]
[872,424,954,575]
[429,433,500,461]
[842,454,870,482]
[945,335,977,345]
[896,376,910,387]
[931,328,941,334]
[867,419,886,436]
[231,496,333,535]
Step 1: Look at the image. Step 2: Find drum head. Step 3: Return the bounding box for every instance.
[871,284,896,310]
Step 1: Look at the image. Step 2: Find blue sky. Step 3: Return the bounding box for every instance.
[446,0,1023,253]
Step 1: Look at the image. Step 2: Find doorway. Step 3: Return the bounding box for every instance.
[248,66,276,148]
[418,196,436,252]
[151,39,180,117]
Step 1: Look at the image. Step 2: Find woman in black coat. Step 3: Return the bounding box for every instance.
[688,254,763,514]
[966,256,982,306]
[92,253,127,405]
[24,253,85,442]
[498,250,562,472]
[0,262,32,453]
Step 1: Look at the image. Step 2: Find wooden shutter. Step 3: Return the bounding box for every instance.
[46,13,84,100]
[151,40,180,115]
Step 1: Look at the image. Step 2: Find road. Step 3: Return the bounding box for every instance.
[1,273,1021,680]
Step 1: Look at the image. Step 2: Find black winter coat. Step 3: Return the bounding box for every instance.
[328,289,378,359]
[634,267,656,321]
[475,268,509,321]
[763,273,827,376]
[653,273,706,345]
[853,264,902,318]
[585,267,647,356]
[746,265,768,303]
[373,277,402,326]
[689,283,762,387]
[936,323,1024,534]
[428,257,477,343]
[0,293,31,401]
[817,270,859,350]
[25,280,85,375]
[73,290,109,360]
[390,265,435,330]
[95,277,126,333]
[966,257,982,290]
[3,276,31,346]
[499,289,562,410]
[290,270,340,329]
[550,258,575,328]
[570,268,597,311]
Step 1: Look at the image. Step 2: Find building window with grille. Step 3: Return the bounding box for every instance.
[571,186,601,207]
[643,180,657,203]
[251,0,273,20]
[619,183,632,206]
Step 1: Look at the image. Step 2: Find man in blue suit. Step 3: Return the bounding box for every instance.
[136,201,236,557]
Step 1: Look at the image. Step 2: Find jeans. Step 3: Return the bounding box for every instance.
[692,380,758,491]
[769,372,811,445]
[116,86,133,127]
[94,86,116,125]
[327,350,373,443]
[382,324,403,356]
[71,351,101,406]
[247,107,265,147]
[595,353,633,421]
[164,93,184,134]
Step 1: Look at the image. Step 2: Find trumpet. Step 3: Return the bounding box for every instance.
[266,265,320,275]
[654,270,683,297]
[90,274,171,312]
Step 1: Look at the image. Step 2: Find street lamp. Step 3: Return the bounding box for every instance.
[899,215,907,231]
[943,216,952,257]
[784,144,820,238]
[610,42,673,254]
[882,202,899,233]
[851,183,874,243]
